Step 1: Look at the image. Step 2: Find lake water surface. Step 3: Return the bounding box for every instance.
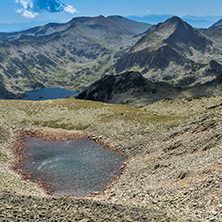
[20,137,126,196]
[24,88,78,101]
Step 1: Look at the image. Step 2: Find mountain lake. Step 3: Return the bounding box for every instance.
[19,137,126,197]
[23,88,78,101]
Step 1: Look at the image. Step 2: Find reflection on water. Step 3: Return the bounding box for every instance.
[20,137,126,196]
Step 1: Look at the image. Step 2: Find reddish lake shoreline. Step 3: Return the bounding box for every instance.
[7,127,129,198]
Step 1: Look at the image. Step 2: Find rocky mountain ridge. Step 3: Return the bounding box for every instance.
[2,15,222,99]
[113,16,222,87]
[209,19,222,29]
[0,16,151,96]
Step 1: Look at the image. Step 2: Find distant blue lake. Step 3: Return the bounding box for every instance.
[20,138,126,196]
[24,88,78,101]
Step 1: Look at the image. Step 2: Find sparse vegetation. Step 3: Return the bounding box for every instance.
[0,97,222,221]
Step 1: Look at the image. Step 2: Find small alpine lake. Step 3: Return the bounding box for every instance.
[19,137,126,197]
[23,88,78,101]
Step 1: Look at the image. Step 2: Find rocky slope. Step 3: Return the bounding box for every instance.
[0,16,151,95]
[0,75,15,99]
[0,97,222,221]
[201,19,222,45]
[208,19,222,29]
[113,16,222,87]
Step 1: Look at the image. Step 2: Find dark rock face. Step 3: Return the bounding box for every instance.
[149,45,187,69]
[76,71,179,105]
[115,45,188,73]
[207,60,222,76]
[204,60,222,84]
[77,72,147,102]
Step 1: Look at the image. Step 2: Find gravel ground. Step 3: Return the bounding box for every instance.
[0,97,222,221]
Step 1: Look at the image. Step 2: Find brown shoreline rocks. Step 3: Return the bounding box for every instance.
[7,127,129,198]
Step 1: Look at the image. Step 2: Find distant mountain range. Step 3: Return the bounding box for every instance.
[0,15,150,97]
[127,15,222,28]
[1,15,220,33]
[2,15,222,101]
[0,20,60,33]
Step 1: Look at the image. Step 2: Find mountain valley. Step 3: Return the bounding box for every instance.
[0,15,150,97]
[3,15,222,102]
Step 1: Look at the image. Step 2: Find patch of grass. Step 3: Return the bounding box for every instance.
[101,104,178,124]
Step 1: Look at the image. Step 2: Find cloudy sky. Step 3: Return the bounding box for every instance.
[0,0,222,25]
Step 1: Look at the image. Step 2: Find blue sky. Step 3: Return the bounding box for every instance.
[0,0,222,24]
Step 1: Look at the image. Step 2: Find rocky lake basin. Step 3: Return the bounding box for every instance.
[17,136,126,197]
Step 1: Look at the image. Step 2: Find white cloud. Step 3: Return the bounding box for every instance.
[16,0,33,10]
[16,8,38,18]
[145,10,151,15]
[22,10,38,18]
[16,0,37,18]
[64,5,77,14]
[15,0,77,18]
[16,0,38,18]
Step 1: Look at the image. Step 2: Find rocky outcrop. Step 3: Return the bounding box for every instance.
[76,71,179,105]
[76,69,222,107]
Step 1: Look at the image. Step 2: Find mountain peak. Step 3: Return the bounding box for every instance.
[116,16,210,78]
[132,15,205,54]
[166,16,183,23]
[141,16,192,40]
[160,16,191,29]
[160,16,208,50]
[95,15,106,19]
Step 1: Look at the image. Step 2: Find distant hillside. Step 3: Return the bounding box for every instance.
[0,16,150,43]
[0,15,151,95]
[0,75,17,99]
[0,20,59,33]
[127,14,221,28]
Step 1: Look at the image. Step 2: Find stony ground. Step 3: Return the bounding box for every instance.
[0,97,222,221]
